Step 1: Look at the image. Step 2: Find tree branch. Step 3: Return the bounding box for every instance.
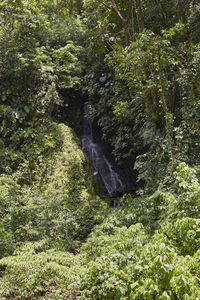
[96,0,132,45]
[96,0,112,10]
[109,0,132,45]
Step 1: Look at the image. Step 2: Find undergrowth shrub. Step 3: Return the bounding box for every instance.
[0,175,22,257]
[0,242,83,300]
[80,162,200,299]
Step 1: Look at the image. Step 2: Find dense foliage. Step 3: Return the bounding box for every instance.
[0,0,200,299]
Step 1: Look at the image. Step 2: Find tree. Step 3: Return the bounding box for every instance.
[95,0,132,45]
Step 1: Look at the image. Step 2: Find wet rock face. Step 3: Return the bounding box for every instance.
[82,107,126,196]
[82,105,136,199]
[91,171,108,197]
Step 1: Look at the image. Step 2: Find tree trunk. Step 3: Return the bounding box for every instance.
[138,0,144,32]
[109,0,132,45]
[178,0,187,23]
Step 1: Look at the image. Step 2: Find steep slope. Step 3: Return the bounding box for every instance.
[0,120,108,257]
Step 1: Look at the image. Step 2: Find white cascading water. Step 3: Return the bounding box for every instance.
[82,106,126,196]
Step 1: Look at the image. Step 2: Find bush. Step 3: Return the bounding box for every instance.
[0,175,21,257]
[0,243,83,300]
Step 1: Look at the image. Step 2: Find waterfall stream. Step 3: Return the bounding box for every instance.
[81,106,127,196]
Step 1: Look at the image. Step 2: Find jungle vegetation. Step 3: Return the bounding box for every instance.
[0,0,200,299]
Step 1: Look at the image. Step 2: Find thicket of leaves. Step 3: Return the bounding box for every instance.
[1,163,200,299]
[82,0,200,192]
[0,243,83,300]
[80,162,200,299]
[0,0,83,176]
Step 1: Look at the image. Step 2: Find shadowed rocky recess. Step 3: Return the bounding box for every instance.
[81,105,136,204]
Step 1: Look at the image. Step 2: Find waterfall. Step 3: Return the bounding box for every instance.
[81,106,126,196]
